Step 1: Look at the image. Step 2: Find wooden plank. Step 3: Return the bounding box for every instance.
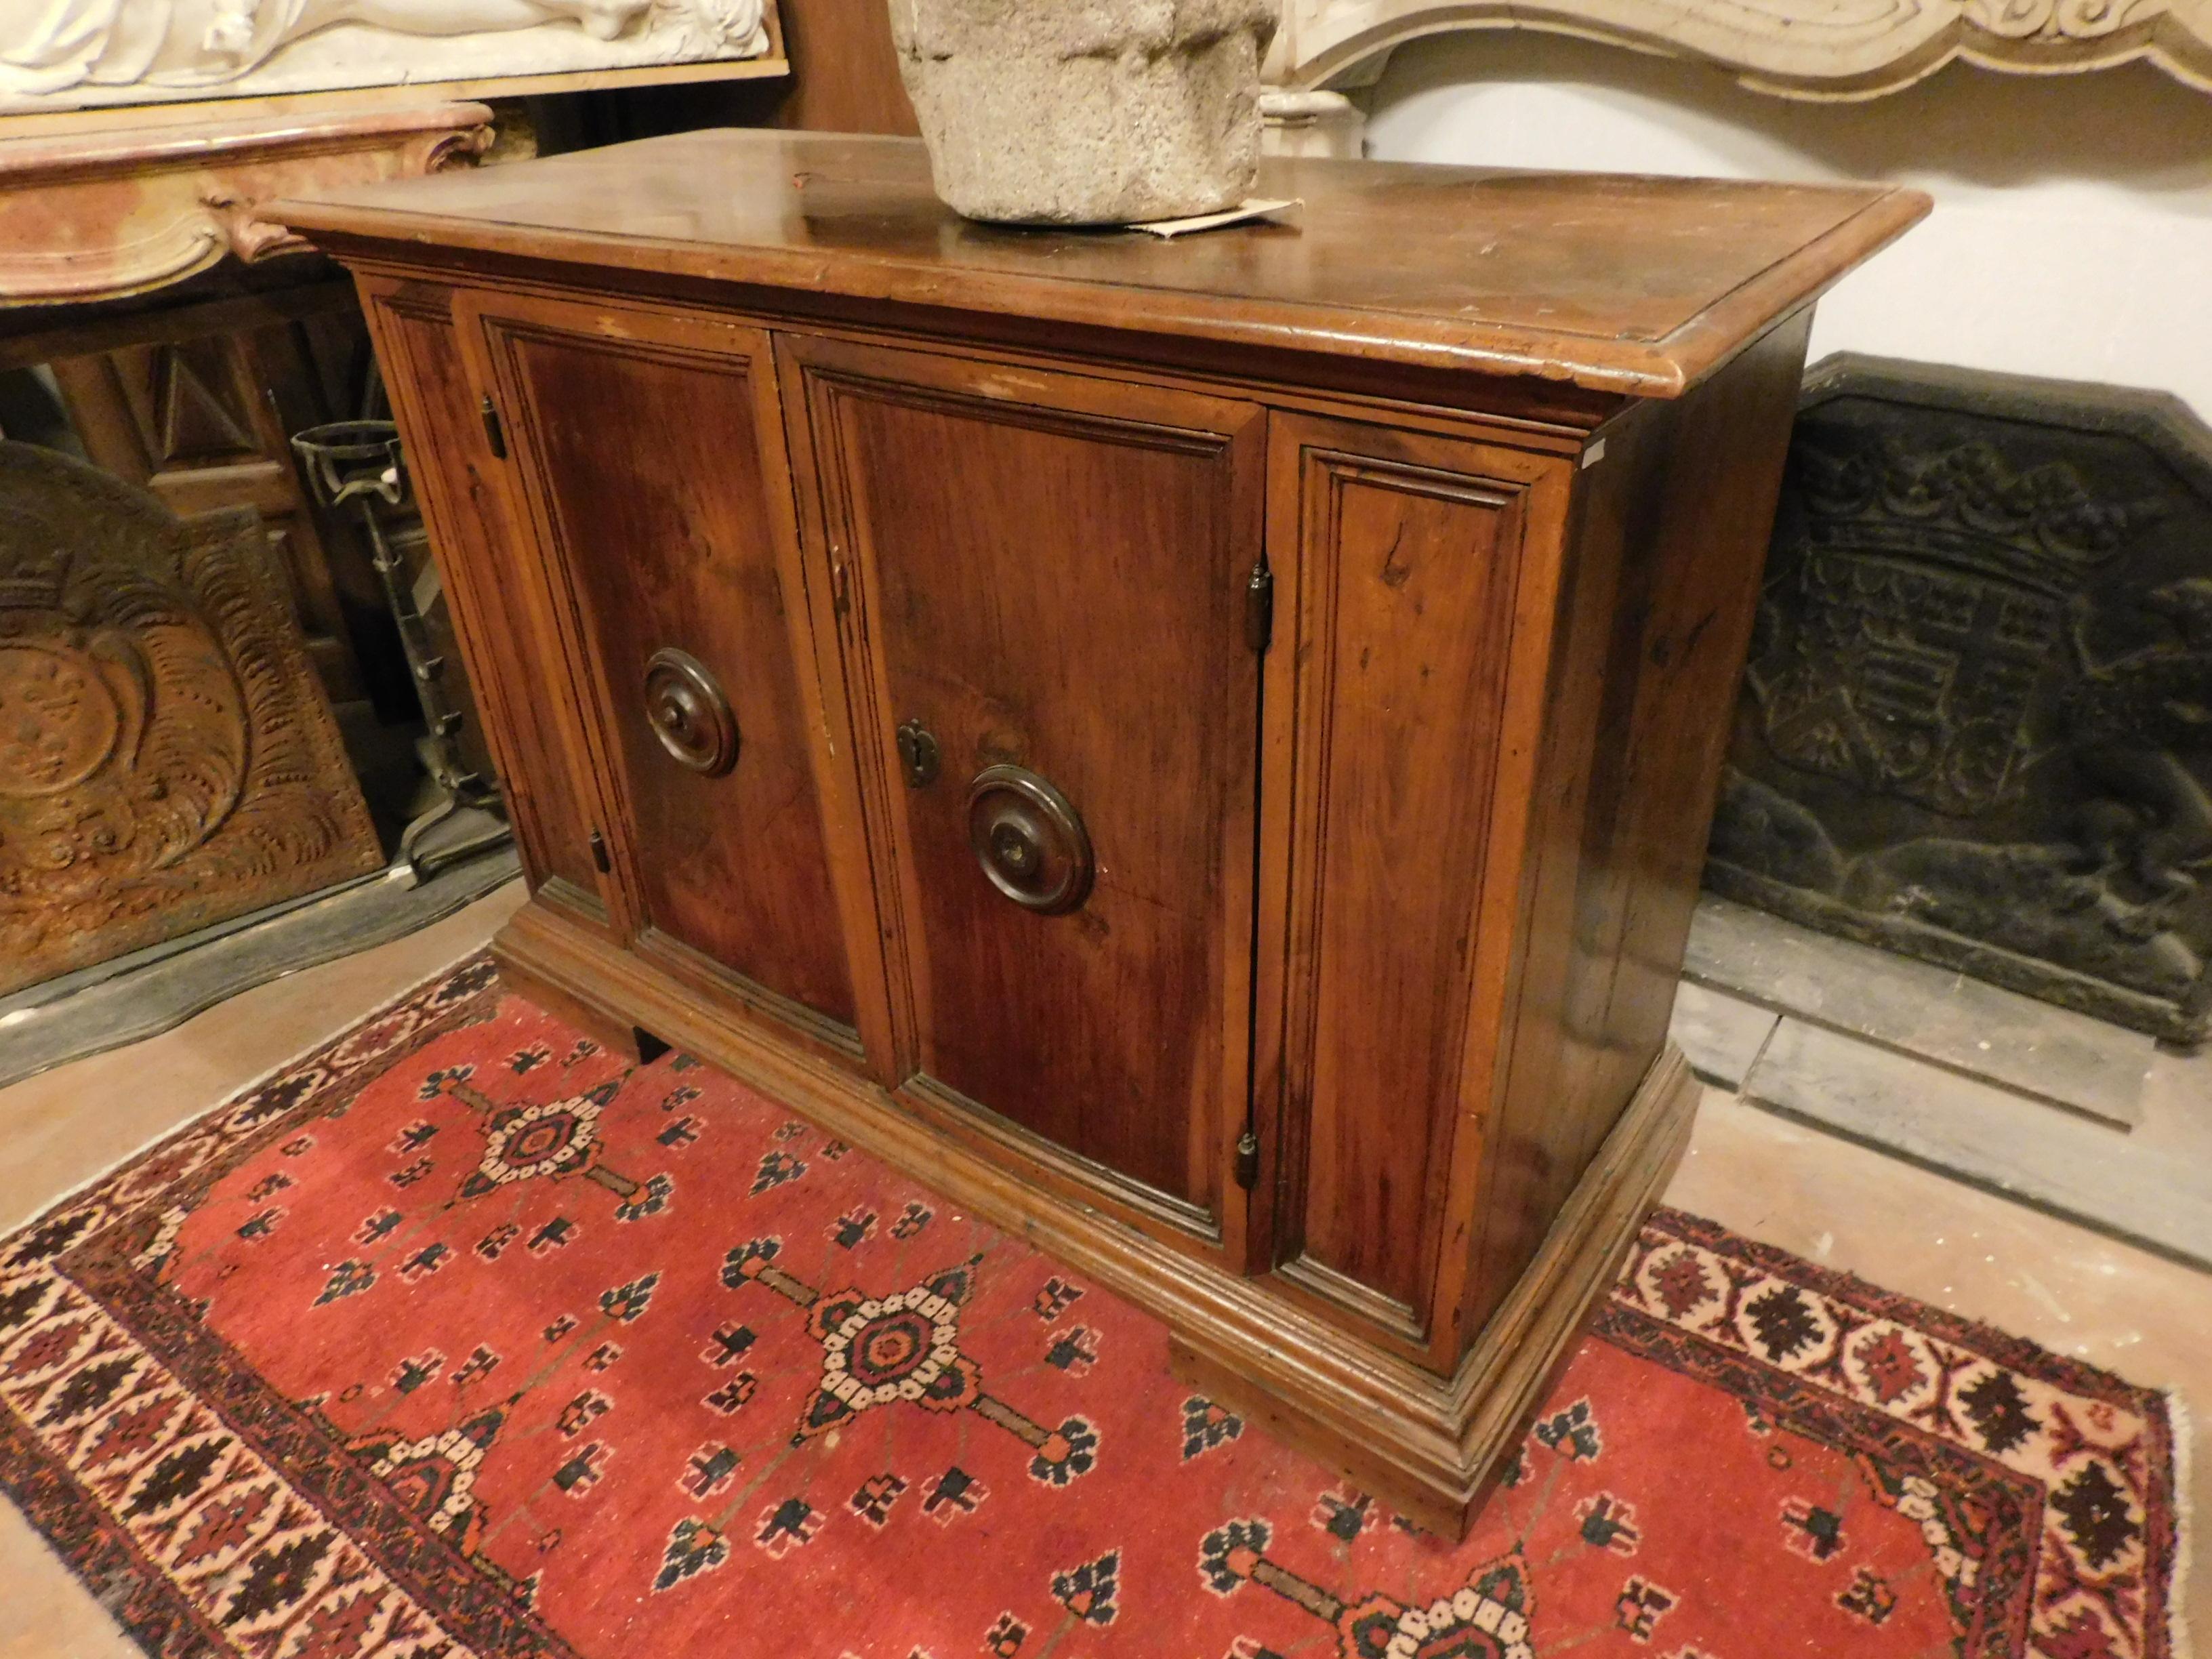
[1685,895,2154,1128]
[1739,1019,2212,1271]
[1460,314,1814,1364]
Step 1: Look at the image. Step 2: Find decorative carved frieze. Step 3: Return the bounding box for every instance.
[1,0,777,117]
[1708,355,2212,1044]
[0,441,384,996]
[1265,0,2212,103]
[0,102,493,308]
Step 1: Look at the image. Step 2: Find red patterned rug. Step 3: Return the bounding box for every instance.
[0,957,2183,1659]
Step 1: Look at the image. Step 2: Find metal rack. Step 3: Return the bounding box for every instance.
[291,419,508,884]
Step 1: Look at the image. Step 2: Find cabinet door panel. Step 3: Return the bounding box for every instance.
[787,338,1263,1237]
[467,299,860,1042]
[359,278,607,913]
[1265,415,1570,1351]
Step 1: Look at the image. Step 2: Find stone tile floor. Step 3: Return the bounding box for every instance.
[1674,895,2212,1269]
[1,878,2203,1656]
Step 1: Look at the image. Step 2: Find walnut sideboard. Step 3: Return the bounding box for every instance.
[282,132,1925,1535]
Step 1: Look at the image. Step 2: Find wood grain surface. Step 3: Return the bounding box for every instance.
[279,131,1927,398]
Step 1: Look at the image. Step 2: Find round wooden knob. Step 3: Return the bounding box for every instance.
[642,648,737,776]
[966,764,1093,915]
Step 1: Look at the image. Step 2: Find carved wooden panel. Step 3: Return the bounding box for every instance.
[0,441,384,995]
[1708,354,2212,1044]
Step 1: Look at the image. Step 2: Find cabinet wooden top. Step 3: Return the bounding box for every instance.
[281,129,1926,399]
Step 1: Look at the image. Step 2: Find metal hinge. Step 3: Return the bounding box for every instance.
[1233,1129,1259,1191]
[1244,562,1273,655]
[588,829,611,874]
[479,394,507,459]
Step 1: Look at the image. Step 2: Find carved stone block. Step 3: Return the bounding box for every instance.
[1708,355,2212,1044]
[0,441,384,996]
[890,0,1279,224]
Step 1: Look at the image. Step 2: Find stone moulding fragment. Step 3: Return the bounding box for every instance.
[0,102,494,308]
[1262,0,2212,104]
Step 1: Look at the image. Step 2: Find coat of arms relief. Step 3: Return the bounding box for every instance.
[1711,358,2212,1044]
[1,0,772,113]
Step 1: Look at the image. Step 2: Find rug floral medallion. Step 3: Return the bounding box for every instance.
[0,956,2183,1659]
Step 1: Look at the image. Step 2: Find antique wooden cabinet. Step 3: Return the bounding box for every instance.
[283,132,1925,1534]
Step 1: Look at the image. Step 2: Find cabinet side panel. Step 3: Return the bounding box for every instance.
[1275,430,1532,1332]
[494,326,858,1029]
[1467,312,1816,1330]
[361,279,599,899]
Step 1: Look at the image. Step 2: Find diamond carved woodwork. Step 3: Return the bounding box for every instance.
[0,102,493,308]
[0,441,384,995]
[1266,0,2212,104]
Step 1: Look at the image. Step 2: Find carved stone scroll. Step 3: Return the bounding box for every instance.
[1265,0,2212,105]
[1706,355,2212,1044]
[0,441,385,996]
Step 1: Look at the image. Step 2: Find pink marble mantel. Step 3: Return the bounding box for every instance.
[1,102,493,308]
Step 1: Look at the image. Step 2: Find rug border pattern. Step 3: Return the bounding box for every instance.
[1,956,517,1658]
[1614,1208,2180,1659]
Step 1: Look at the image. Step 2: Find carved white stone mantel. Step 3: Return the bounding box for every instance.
[1,0,780,118]
[1261,0,2212,143]
[1258,87,1369,157]
[0,102,494,306]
